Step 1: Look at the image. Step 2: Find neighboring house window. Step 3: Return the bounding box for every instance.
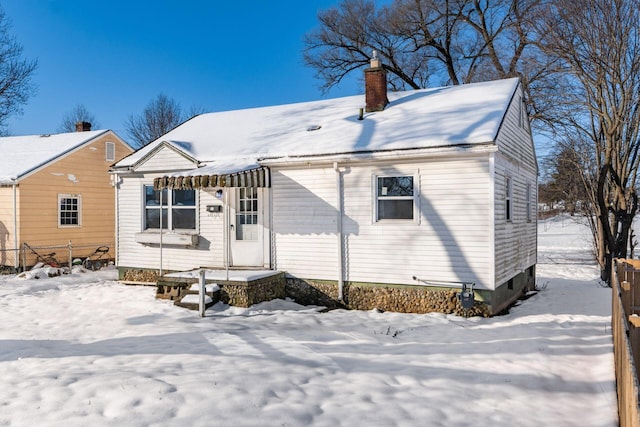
[376,176,415,221]
[144,185,196,230]
[105,141,115,162]
[505,177,512,221]
[59,194,81,227]
[526,183,532,222]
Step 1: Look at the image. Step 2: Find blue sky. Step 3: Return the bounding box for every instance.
[3,1,362,137]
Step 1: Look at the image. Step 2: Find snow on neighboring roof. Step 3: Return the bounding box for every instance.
[0,130,108,184]
[115,78,519,171]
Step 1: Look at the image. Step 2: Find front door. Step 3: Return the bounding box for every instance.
[230,187,263,267]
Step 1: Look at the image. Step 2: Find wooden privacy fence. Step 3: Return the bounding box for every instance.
[613,259,640,427]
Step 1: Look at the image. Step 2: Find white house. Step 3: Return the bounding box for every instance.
[111,59,537,315]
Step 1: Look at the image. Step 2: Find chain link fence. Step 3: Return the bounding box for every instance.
[0,241,114,274]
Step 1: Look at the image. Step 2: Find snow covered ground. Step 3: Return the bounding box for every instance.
[0,216,618,426]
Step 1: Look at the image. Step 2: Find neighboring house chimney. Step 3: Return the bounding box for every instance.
[75,121,91,132]
[364,51,388,112]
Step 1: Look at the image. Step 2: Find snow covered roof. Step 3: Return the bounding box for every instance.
[114,78,520,172]
[0,130,109,184]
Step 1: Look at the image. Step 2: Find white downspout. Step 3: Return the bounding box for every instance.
[113,174,119,269]
[334,162,344,301]
[159,188,163,276]
[12,183,18,270]
[225,187,230,282]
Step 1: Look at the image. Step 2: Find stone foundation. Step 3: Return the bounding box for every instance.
[286,278,491,317]
[120,268,161,283]
[220,273,286,307]
[121,265,534,316]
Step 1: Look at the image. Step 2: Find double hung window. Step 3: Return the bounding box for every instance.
[59,194,81,227]
[376,176,415,221]
[144,185,196,230]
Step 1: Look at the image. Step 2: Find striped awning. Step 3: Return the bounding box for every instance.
[153,166,270,190]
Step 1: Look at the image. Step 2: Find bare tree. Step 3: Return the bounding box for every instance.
[58,104,100,133]
[124,93,204,148]
[541,141,591,215]
[0,5,36,133]
[538,0,640,281]
[303,0,558,125]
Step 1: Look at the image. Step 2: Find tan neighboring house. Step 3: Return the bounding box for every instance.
[0,122,133,269]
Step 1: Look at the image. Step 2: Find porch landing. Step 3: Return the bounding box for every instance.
[156,268,286,308]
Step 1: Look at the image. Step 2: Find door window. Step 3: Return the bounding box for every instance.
[236,188,258,240]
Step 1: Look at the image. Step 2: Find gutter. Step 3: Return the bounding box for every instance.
[259,143,498,167]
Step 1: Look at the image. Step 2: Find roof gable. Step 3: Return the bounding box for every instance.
[494,82,538,171]
[128,141,199,172]
[0,130,110,184]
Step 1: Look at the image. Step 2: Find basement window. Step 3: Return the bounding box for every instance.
[58,194,81,227]
[375,176,415,221]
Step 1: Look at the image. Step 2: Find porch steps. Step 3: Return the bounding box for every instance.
[156,269,286,308]
[172,283,221,311]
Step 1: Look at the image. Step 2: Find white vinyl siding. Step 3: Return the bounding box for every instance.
[493,83,537,286]
[271,157,493,289]
[271,167,338,280]
[343,158,493,289]
[494,154,537,285]
[495,85,537,170]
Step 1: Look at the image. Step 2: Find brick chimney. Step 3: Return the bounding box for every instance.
[364,51,388,112]
[75,121,91,132]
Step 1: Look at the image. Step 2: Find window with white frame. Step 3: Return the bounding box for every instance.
[105,141,115,162]
[376,175,415,221]
[526,183,532,222]
[144,185,196,230]
[59,194,81,227]
[505,177,512,221]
